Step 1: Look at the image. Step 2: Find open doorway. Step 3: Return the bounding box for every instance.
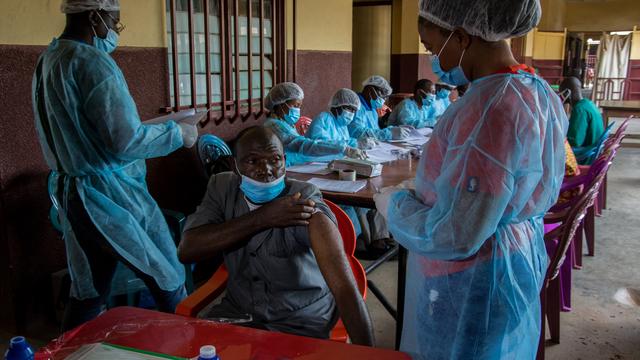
[351,0,392,88]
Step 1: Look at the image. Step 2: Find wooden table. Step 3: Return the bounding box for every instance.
[287,158,417,208]
[36,307,410,359]
[600,100,640,146]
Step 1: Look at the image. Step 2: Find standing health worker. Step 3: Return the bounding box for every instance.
[33,0,200,331]
[375,0,568,358]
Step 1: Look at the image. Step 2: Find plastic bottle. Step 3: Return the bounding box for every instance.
[4,337,34,360]
[197,345,219,360]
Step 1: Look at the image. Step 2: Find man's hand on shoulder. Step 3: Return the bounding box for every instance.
[254,192,316,228]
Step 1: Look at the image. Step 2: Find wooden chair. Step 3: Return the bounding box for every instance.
[175,199,367,343]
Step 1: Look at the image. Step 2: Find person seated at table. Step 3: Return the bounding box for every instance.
[306,88,377,150]
[349,75,412,141]
[178,126,375,346]
[432,83,453,119]
[559,76,604,148]
[388,79,437,128]
[263,82,365,166]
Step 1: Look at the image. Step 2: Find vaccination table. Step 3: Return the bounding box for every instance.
[36,307,410,359]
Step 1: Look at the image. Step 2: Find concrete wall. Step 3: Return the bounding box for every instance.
[352,4,392,88]
[286,0,353,118]
[564,0,640,32]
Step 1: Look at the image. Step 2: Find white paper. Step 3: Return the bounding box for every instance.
[307,178,367,193]
[366,142,411,163]
[287,162,333,175]
[143,109,209,126]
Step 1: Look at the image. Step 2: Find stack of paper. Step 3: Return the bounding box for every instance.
[366,142,411,164]
[287,162,333,175]
[307,178,367,193]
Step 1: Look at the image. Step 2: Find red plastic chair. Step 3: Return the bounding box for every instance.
[295,116,313,136]
[538,160,608,360]
[175,199,367,343]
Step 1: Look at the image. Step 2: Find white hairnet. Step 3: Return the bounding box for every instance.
[419,0,541,42]
[329,88,361,110]
[61,0,120,14]
[264,82,304,111]
[362,75,392,97]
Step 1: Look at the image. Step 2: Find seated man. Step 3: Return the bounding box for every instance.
[559,76,604,148]
[388,79,437,128]
[349,75,412,141]
[178,126,375,346]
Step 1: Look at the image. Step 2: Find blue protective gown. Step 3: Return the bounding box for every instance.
[432,96,451,119]
[388,98,437,128]
[32,39,185,300]
[264,117,346,166]
[348,94,393,141]
[387,71,568,359]
[305,111,362,236]
[306,111,358,148]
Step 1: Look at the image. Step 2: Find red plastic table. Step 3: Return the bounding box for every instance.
[36,307,409,359]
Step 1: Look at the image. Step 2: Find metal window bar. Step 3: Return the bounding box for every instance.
[167,0,282,121]
[187,0,197,109]
[170,0,180,110]
[243,0,253,120]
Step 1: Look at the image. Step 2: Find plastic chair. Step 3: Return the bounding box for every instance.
[175,199,367,343]
[538,160,607,360]
[572,122,615,165]
[295,116,313,136]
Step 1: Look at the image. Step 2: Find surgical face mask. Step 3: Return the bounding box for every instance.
[239,172,286,204]
[420,90,436,107]
[92,12,119,54]
[370,89,385,110]
[437,89,451,99]
[431,32,469,86]
[283,104,301,126]
[336,109,355,126]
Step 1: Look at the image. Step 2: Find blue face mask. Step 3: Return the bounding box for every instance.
[336,110,355,126]
[421,92,436,107]
[436,89,451,99]
[431,32,469,87]
[239,173,286,204]
[369,90,385,110]
[92,13,119,54]
[283,105,301,126]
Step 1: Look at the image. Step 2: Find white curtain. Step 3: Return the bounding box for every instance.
[596,34,631,100]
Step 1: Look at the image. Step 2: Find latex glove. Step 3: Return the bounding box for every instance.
[373,186,400,221]
[182,111,209,126]
[391,126,412,140]
[345,147,367,160]
[178,122,198,148]
[357,137,379,150]
[397,178,416,190]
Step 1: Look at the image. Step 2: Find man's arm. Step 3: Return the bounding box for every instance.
[179,193,315,263]
[308,213,375,346]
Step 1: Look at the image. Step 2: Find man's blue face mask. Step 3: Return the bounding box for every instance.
[431,31,469,87]
[92,12,119,54]
[336,109,356,126]
[239,172,286,204]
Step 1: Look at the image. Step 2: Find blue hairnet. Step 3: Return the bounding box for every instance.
[265,82,304,111]
[329,88,361,110]
[387,71,568,358]
[419,0,541,41]
[362,75,392,97]
[61,0,120,13]
[34,38,185,299]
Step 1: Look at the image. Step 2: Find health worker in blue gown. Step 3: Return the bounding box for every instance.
[374,0,568,358]
[33,0,200,331]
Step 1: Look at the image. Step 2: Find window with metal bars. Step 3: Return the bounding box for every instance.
[165,0,286,124]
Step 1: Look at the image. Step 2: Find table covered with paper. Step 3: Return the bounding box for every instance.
[285,129,429,208]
